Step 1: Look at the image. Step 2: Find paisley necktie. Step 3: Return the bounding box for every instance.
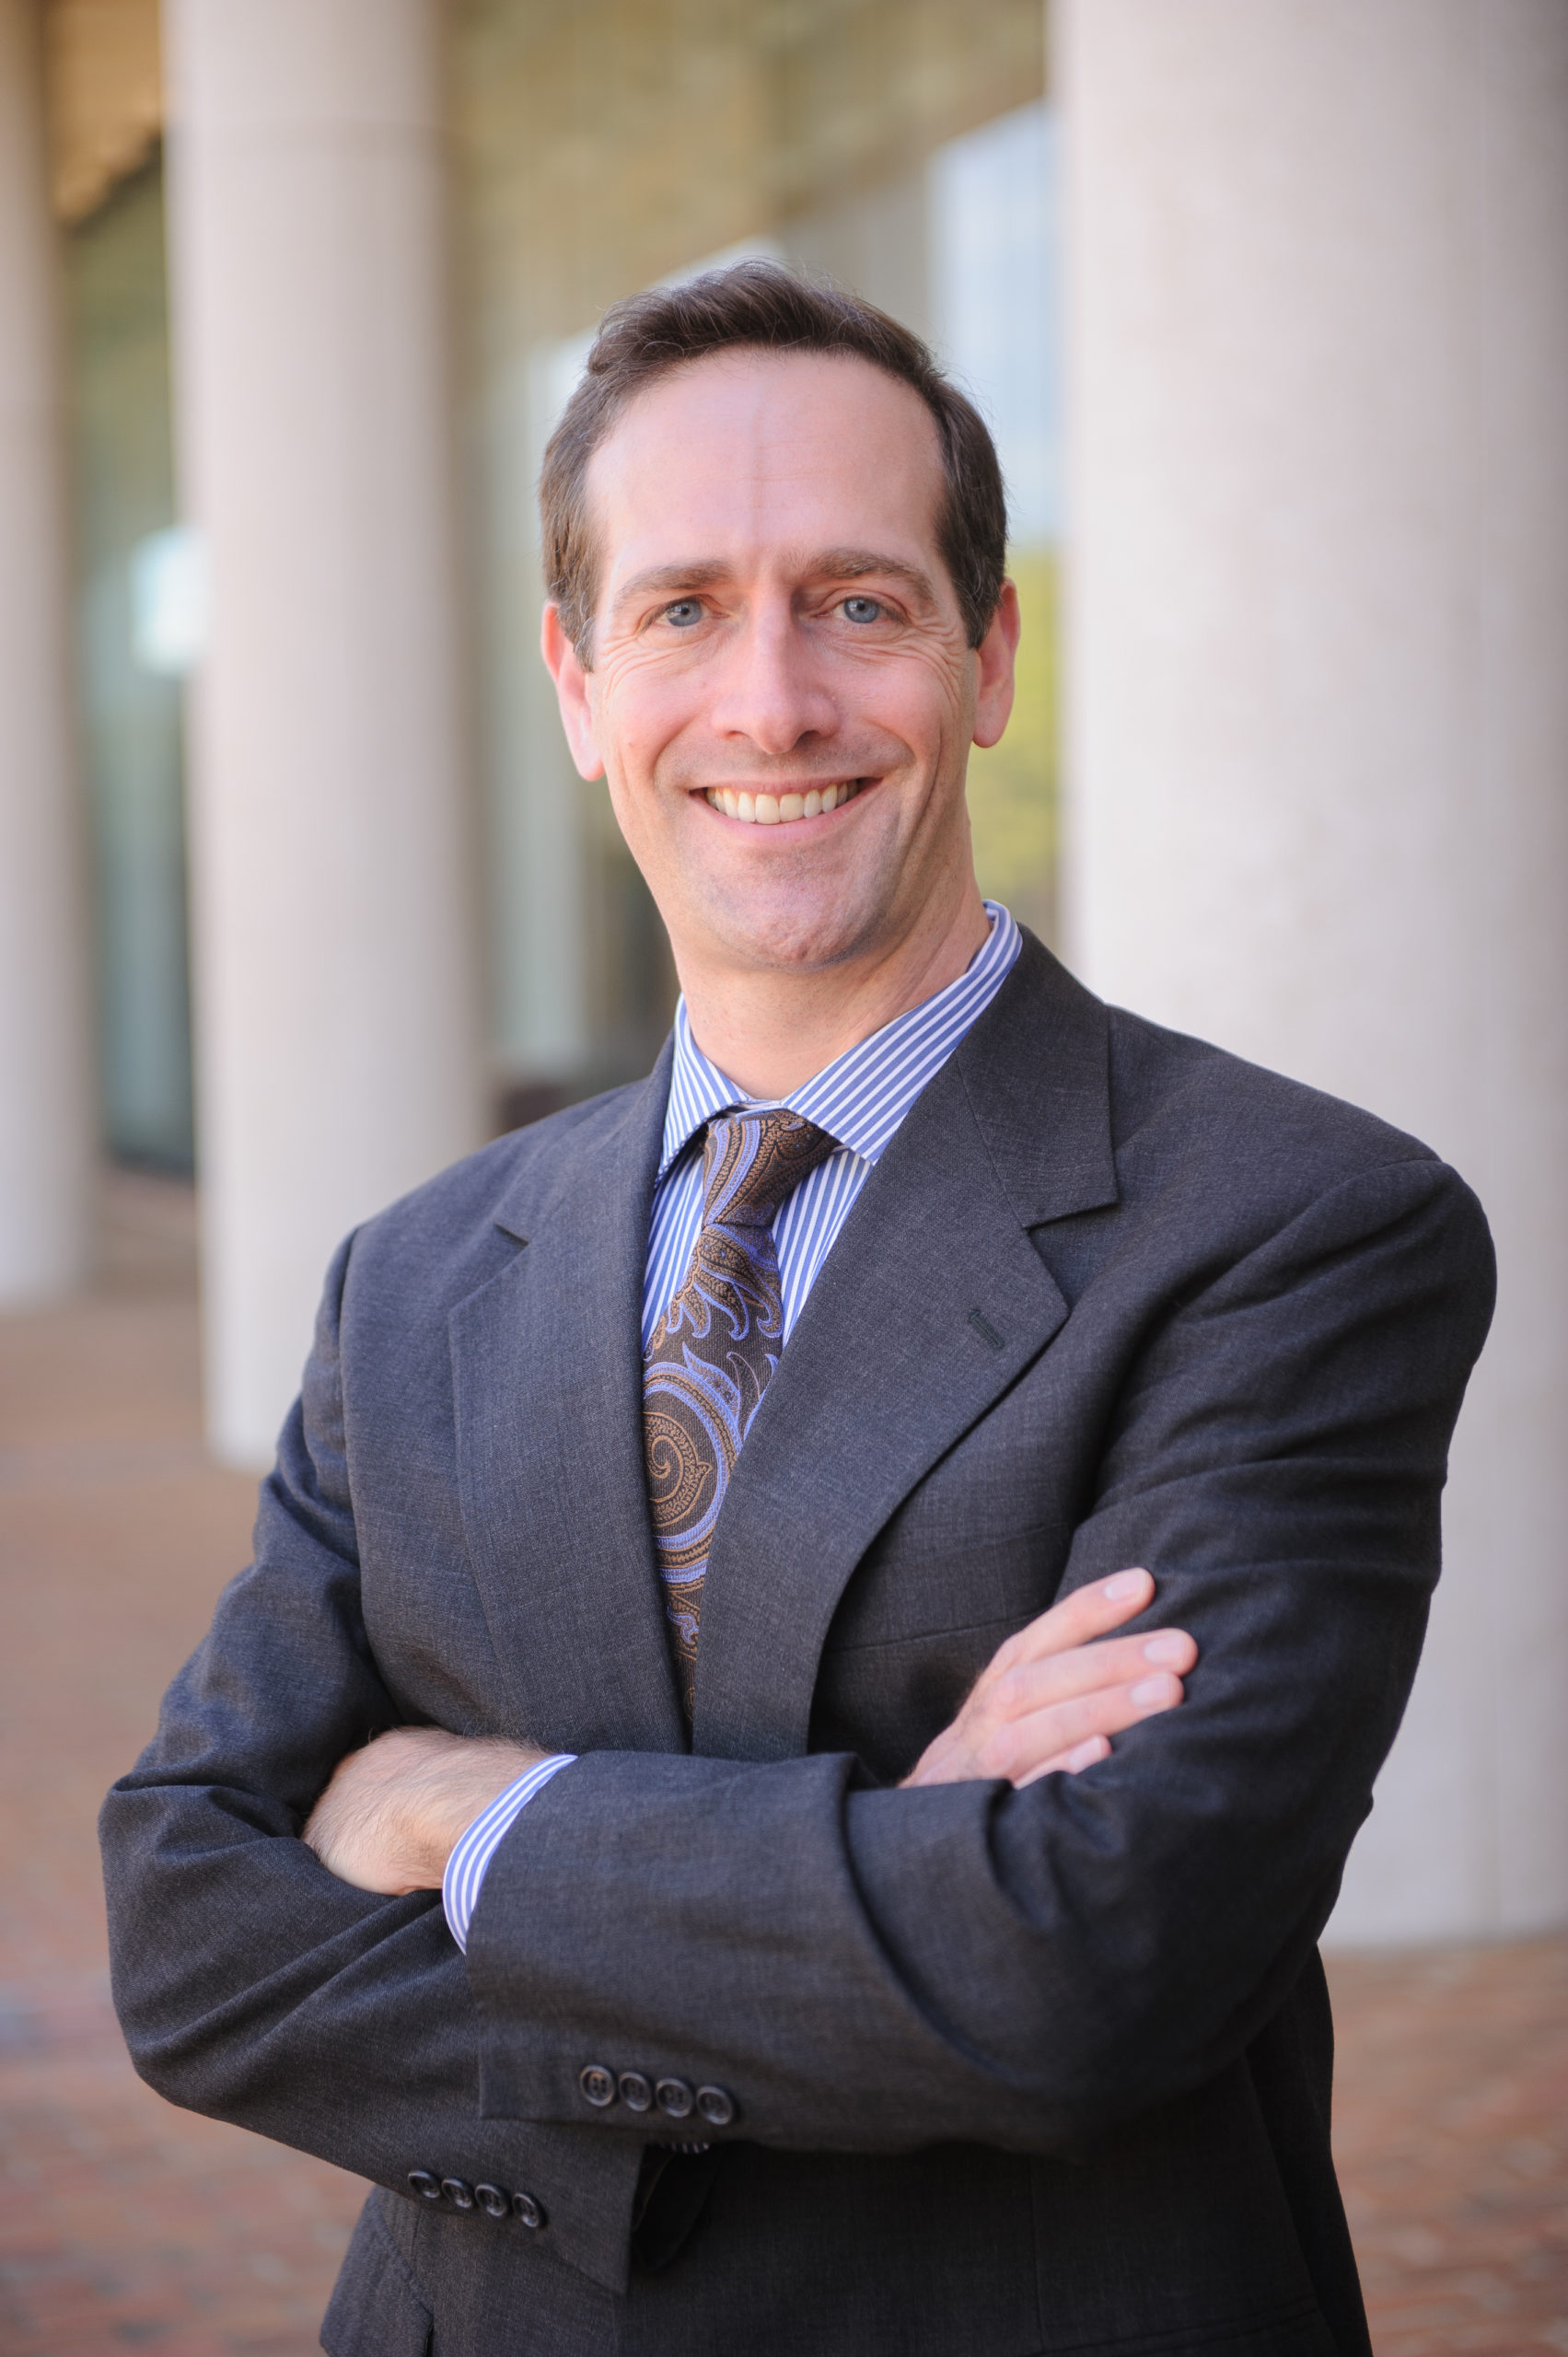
[644,1109,837,1724]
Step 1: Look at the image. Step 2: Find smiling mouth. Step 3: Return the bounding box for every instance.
[703,780,867,826]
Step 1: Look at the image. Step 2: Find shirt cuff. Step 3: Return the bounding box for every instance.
[441,1754,576,1952]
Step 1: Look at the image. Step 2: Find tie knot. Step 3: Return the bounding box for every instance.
[701,1109,836,1227]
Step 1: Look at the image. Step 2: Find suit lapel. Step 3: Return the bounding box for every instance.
[691,936,1119,1762]
[449,1049,687,1755]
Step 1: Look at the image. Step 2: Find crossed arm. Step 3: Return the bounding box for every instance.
[99,1150,1493,2275]
[301,1569,1197,1898]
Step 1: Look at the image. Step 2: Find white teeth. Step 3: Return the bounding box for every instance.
[713,781,865,823]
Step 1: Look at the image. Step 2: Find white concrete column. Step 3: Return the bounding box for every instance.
[1058,0,1568,1942]
[162,0,485,1465]
[0,0,95,1303]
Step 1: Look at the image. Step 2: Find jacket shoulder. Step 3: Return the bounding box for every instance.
[1102,1001,1441,1188]
[341,1076,651,1308]
[1018,993,1493,1333]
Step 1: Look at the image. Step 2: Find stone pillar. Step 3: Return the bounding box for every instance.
[0,0,95,1303]
[162,0,484,1465]
[1058,0,1568,1940]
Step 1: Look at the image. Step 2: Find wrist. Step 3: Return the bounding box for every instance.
[413,1736,544,1883]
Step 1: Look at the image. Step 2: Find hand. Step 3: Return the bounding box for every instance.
[301,1728,544,1895]
[901,1568,1195,1789]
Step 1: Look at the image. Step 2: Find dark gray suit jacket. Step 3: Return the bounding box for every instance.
[100,936,1494,2357]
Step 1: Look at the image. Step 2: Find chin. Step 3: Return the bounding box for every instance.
[697,872,895,976]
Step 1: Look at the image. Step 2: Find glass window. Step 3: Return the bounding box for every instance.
[65,157,194,1172]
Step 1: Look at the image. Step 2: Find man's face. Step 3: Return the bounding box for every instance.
[544,349,1016,980]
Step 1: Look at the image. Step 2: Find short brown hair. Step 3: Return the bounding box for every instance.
[540,261,1007,661]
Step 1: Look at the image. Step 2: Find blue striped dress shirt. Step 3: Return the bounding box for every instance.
[442,900,1022,1949]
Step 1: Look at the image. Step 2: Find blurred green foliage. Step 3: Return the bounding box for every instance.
[967,545,1057,944]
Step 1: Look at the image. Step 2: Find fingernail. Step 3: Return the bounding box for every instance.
[1131,1675,1173,1705]
[1144,1632,1186,1666]
[1103,1570,1147,1600]
[1069,1737,1108,1771]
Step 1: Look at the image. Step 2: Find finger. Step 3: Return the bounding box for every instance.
[975,1669,1185,1783]
[1016,1735,1110,1783]
[979,1569,1156,1685]
[902,1596,1184,1790]
[989,1626,1197,1721]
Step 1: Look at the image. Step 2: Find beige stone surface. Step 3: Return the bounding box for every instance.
[162,0,487,1465]
[1058,0,1568,1944]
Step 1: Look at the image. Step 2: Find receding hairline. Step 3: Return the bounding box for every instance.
[573,344,952,640]
[540,259,1007,661]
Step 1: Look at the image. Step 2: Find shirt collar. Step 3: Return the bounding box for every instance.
[657,900,1021,1180]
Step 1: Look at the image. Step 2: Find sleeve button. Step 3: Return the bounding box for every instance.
[579,2063,617,2108]
[441,2177,475,2210]
[655,2076,694,2120]
[474,2183,509,2219]
[696,2084,736,2128]
[512,2190,546,2229]
[408,2170,443,2201]
[618,2071,653,2112]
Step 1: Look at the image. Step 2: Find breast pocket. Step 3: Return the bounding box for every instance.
[811,1518,1069,1782]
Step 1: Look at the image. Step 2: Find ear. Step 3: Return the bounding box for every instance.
[971,578,1021,751]
[540,602,606,780]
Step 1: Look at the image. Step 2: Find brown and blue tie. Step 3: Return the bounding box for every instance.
[643,1109,836,1724]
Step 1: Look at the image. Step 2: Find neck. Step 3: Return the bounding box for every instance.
[676,876,992,1099]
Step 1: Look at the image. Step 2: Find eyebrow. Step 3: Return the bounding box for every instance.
[612,548,940,614]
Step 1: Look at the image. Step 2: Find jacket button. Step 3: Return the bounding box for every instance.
[655,2076,694,2120]
[618,2070,653,2112]
[512,2190,546,2229]
[579,2063,617,2108]
[441,2177,475,2210]
[696,2084,737,2128]
[407,2170,442,2201]
[474,2183,508,2219]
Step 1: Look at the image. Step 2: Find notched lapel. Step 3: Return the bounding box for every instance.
[449,1057,686,1755]
[691,935,1119,1764]
[689,1088,1065,1765]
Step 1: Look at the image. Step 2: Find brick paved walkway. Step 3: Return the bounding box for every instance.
[1,1171,1563,2355]
[1328,1941,1568,2355]
[0,1177,366,2356]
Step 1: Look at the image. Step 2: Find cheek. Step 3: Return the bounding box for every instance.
[594,721,673,818]
[597,659,707,778]
[836,643,970,741]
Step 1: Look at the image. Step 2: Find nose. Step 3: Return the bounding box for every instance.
[705,598,838,758]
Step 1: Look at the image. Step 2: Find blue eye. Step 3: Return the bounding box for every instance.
[842,596,884,624]
[663,598,703,628]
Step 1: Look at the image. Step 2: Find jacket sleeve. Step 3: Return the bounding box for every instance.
[98,1236,647,2294]
[463,1155,1494,2154]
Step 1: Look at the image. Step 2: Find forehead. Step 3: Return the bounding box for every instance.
[585,348,947,587]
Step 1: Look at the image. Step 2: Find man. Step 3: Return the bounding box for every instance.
[102,264,1493,2357]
